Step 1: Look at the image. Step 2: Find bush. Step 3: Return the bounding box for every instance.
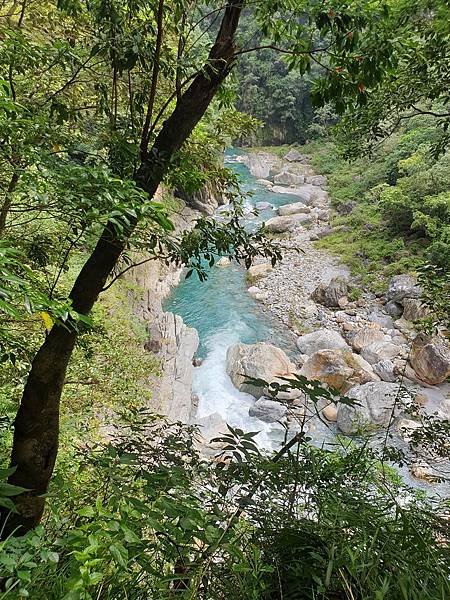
[0,411,449,600]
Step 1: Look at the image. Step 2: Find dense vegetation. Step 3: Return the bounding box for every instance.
[0,0,449,598]
[306,116,450,296]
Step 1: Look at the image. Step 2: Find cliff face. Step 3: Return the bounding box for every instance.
[126,201,200,423]
[175,181,225,215]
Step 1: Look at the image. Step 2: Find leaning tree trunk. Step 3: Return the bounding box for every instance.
[0,0,243,538]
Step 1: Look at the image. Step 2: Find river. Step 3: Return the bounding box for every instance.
[164,149,450,496]
[164,150,301,448]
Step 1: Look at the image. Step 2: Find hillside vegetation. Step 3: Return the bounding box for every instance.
[305,117,450,297]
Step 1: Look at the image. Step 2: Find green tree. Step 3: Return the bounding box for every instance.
[328,0,450,156]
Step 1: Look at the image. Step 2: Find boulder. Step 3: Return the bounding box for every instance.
[296,328,349,355]
[322,404,338,422]
[413,392,429,407]
[336,201,357,215]
[361,340,401,365]
[195,412,228,442]
[243,152,282,179]
[256,179,273,188]
[337,381,402,434]
[299,349,377,393]
[393,317,416,338]
[248,286,269,301]
[300,350,353,392]
[249,398,287,423]
[386,274,421,302]
[316,227,333,239]
[248,262,272,279]
[367,309,394,330]
[306,175,327,187]
[283,149,307,162]
[410,333,450,385]
[311,192,330,207]
[410,461,440,483]
[385,301,403,317]
[273,171,305,186]
[271,185,313,203]
[255,201,273,210]
[372,359,397,382]
[226,342,298,399]
[216,256,231,267]
[265,214,311,233]
[397,418,422,441]
[344,352,380,386]
[311,277,349,308]
[312,208,330,221]
[349,329,386,352]
[402,298,428,322]
[278,202,310,216]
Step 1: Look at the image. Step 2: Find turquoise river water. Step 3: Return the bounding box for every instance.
[164,150,300,446]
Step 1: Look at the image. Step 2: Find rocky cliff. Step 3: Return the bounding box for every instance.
[126,200,200,423]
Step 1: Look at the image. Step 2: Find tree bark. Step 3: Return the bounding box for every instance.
[0,0,244,538]
[0,172,19,236]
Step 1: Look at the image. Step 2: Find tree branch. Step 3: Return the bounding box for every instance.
[140,0,165,160]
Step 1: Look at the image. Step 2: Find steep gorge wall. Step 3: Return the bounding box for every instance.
[124,184,223,423]
[175,180,225,215]
[125,202,198,423]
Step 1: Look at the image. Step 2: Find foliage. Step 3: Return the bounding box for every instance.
[331,0,450,155]
[302,117,450,295]
[0,0,449,592]
[0,408,448,599]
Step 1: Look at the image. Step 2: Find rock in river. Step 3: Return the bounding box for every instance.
[216,256,231,267]
[226,342,298,399]
[255,201,273,210]
[249,398,287,423]
[273,171,305,186]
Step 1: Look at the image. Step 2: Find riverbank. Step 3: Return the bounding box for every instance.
[236,147,450,486]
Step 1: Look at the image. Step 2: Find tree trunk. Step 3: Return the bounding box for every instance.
[1,0,243,538]
[0,172,19,236]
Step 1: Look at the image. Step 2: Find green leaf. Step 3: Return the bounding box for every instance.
[0,482,29,497]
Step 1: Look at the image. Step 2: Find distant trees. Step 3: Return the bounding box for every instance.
[236,45,316,144]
